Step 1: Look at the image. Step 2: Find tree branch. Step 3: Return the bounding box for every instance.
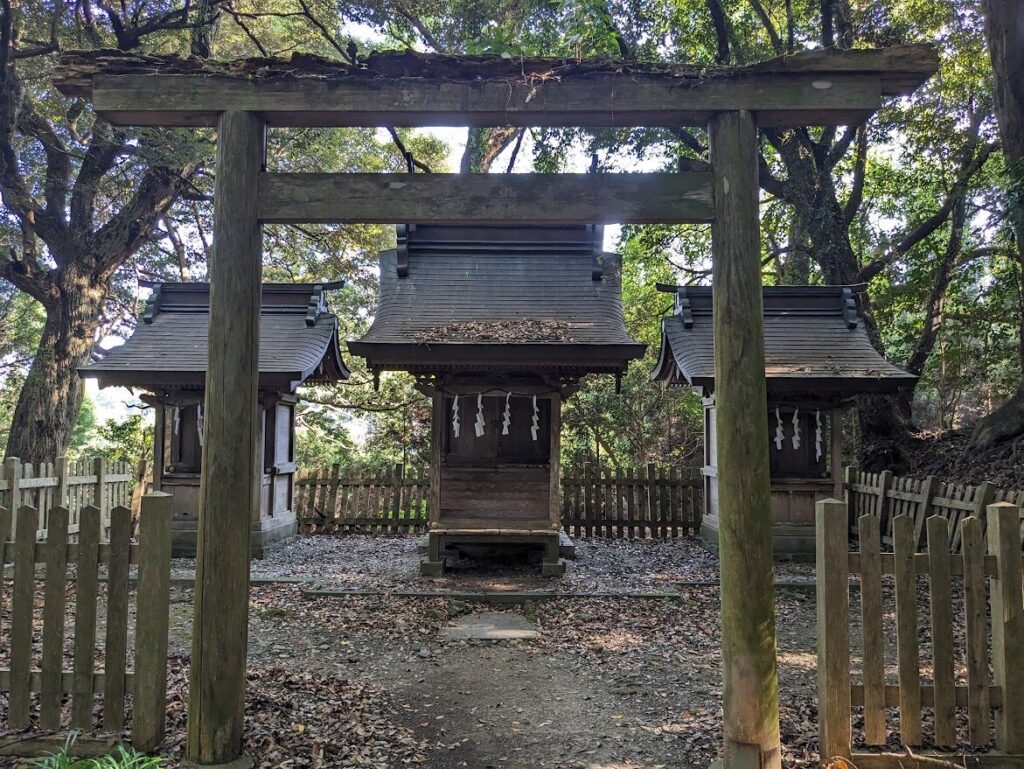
[391,2,445,52]
[843,125,867,225]
[386,127,433,173]
[89,163,199,276]
[858,140,999,283]
[706,0,730,63]
[747,0,783,54]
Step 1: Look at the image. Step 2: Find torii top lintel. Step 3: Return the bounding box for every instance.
[54,46,937,129]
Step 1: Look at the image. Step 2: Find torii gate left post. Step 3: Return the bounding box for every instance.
[188,111,265,764]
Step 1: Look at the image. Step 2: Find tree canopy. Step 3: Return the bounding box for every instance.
[0,0,1021,484]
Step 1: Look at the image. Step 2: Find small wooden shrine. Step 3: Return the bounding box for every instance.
[81,282,349,557]
[350,224,645,575]
[651,284,916,559]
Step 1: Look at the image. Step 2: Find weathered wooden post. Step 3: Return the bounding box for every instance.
[134,492,172,752]
[987,501,1024,751]
[708,109,781,769]
[816,499,851,759]
[187,110,265,765]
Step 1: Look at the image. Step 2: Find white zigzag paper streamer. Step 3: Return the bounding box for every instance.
[474,393,486,438]
[530,395,540,441]
[791,407,801,450]
[502,392,511,435]
[451,395,460,438]
[815,409,823,462]
[773,406,784,450]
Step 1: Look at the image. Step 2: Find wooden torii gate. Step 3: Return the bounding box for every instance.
[56,46,936,768]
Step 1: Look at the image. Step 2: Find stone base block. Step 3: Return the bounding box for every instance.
[541,558,567,577]
[171,511,298,560]
[700,518,816,563]
[419,557,446,577]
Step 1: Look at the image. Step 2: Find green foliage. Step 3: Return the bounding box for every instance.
[68,397,100,457]
[28,735,165,769]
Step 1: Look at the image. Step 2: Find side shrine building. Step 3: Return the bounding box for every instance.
[80,282,349,557]
[651,284,916,559]
[349,224,645,575]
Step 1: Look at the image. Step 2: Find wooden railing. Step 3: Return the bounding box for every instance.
[0,494,172,758]
[844,466,1023,552]
[297,463,704,538]
[817,498,1024,767]
[0,456,136,539]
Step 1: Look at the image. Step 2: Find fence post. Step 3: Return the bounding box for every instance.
[816,498,851,761]
[914,475,939,546]
[9,505,38,729]
[54,455,68,509]
[987,502,1024,752]
[93,455,108,533]
[392,463,404,532]
[646,463,657,538]
[3,456,20,537]
[972,481,994,529]
[877,469,893,528]
[583,463,594,537]
[134,492,173,752]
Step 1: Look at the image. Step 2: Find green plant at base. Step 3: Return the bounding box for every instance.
[29,735,166,769]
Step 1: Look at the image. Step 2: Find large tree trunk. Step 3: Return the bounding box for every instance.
[772,132,915,462]
[971,0,1024,449]
[4,269,108,462]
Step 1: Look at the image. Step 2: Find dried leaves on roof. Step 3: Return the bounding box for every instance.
[412,319,578,343]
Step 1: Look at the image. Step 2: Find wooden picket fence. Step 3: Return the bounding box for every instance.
[560,463,702,538]
[0,493,172,758]
[297,463,704,538]
[0,456,135,539]
[297,464,430,533]
[817,498,1024,768]
[844,466,1024,552]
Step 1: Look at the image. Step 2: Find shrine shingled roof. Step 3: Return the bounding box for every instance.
[348,224,645,374]
[81,283,349,391]
[650,285,916,395]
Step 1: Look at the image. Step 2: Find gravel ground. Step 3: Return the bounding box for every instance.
[171,533,815,593]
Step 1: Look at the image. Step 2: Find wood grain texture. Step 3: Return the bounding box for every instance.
[430,393,442,526]
[858,513,886,746]
[986,502,1024,751]
[709,110,781,769]
[548,394,561,528]
[961,515,990,744]
[258,172,714,224]
[133,493,172,752]
[926,515,956,746]
[103,506,132,731]
[39,506,69,730]
[817,499,851,759]
[87,71,888,128]
[71,506,100,730]
[187,110,264,765]
[8,505,38,728]
[892,514,922,745]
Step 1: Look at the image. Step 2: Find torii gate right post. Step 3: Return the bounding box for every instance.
[52,46,937,768]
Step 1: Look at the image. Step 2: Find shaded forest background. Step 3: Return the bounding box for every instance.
[0,0,1022,487]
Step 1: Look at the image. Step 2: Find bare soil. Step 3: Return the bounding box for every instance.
[161,535,822,769]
